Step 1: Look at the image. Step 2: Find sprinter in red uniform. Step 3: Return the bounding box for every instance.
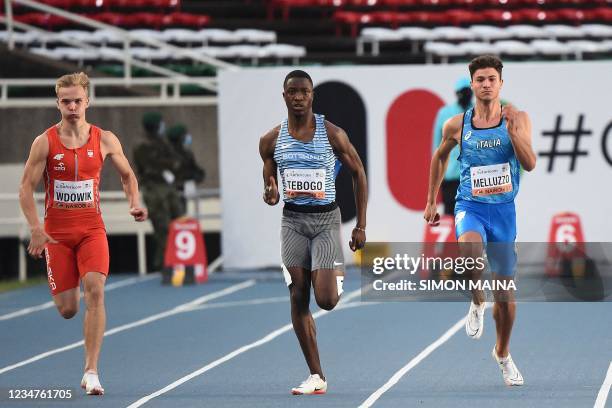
[19,72,147,396]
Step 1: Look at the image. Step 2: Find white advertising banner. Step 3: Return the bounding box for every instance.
[218,61,612,269]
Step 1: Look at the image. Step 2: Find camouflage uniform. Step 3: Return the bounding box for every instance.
[166,124,206,210]
[133,113,184,271]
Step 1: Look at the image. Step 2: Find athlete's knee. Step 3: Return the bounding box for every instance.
[84,284,104,308]
[315,293,339,311]
[289,285,309,310]
[58,304,78,319]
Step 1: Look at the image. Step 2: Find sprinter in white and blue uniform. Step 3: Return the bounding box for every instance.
[259,70,368,396]
[425,56,536,387]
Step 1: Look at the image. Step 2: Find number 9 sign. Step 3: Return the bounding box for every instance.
[164,218,207,267]
[175,230,196,260]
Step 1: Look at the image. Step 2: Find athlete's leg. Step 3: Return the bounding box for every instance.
[491,273,515,358]
[287,266,324,377]
[76,230,110,375]
[53,288,79,319]
[46,243,80,319]
[310,207,345,311]
[311,268,343,311]
[82,272,107,373]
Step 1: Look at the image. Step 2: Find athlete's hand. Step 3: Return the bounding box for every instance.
[423,202,440,226]
[130,206,148,222]
[502,104,520,125]
[28,226,58,259]
[263,176,279,205]
[349,227,366,252]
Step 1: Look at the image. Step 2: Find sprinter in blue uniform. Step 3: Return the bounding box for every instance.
[259,70,368,395]
[425,55,536,386]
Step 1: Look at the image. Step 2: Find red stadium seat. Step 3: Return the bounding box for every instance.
[89,12,126,26]
[162,12,211,28]
[484,0,522,7]
[371,11,399,27]
[381,0,419,7]
[449,0,487,8]
[15,12,69,29]
[515,8,559,23]
[39,0,75,8]
[333,10,371,36]
[395,11,416,24]
[480,9,515,24]
[418,0,453,7]
[411,11,447,24]
[108,0,149,7]
[444,9,485,25]
[126,12,164,28]
[554,8,587,24]
[590,7,612,21]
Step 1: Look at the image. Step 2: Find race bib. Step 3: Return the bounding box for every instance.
[470,163,512,197]
[53,179,95,209]
[283,169,326,199]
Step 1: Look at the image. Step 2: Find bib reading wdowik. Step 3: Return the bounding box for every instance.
[274,114,338,205]
[53,179,95,209]
[456,108,521,204]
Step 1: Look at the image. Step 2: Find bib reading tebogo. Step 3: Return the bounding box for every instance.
[470,163,513,197]
[53,179,95,209]
[283,169,326,199]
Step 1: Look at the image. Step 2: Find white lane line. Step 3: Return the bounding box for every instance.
[0,279,256,375]
[359,303,492,408]
[183,296,288,311]
[126,288,363,408]
[594,361,612,408]
[0,273,159,322]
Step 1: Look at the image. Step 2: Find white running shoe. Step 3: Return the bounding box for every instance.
[81,371,104,395]
[492,347,524,386]
[465,301,485,339]
[291,374,327,395]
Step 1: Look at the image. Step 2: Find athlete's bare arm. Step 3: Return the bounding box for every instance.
[502,105,536,171]
[101,131,147,222]
[424,114,462,225]
[326,121,367,251]
[19,134,58,258]
[259,126,280,206]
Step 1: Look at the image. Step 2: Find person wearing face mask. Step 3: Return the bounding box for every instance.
[133,112,183,271]
[432,77,474,215]
[166,124,205,213]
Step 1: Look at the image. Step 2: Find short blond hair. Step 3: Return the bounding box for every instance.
[55,72,89,96]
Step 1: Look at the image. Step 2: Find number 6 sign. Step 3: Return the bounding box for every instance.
[164,217,208,284]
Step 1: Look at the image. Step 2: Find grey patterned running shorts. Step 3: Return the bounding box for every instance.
[280,206,345,273]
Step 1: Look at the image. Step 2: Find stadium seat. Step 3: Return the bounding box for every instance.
[88,12,126,26]
[504,24,550,39]
[480,9,515,25]
[130,29,166,42]
[515,8,559,24]
[234,29,277,44]
[565,39,609,59]
[130,46,171,61]
[0,30,39,45]
[199,29,241,44]
[162,12,211,29]
[469,25,513,41]
[493,39,537,55]
[356,27,403,55]
[128,13,165,29]
[55,29,97,44]
[90,28,124,44]
[161,28,201,43]
[554,8,587,24]
[443,9,484,26]
[530,39,574,57]
[458,41,498,55]
[542,24,586,39]
[333,11,372,37]
[431,26,476,41]
[424,41,466,63]
[410,11,447,25]
[580,24,612,38]
[261,43,307,63]
[397,26,437,52]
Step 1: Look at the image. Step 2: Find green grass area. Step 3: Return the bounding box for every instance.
[0,277,47,294]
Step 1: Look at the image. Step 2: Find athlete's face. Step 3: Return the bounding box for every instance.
[56,85,89,123]
[283,78,313,117]
[471,68,503,102]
